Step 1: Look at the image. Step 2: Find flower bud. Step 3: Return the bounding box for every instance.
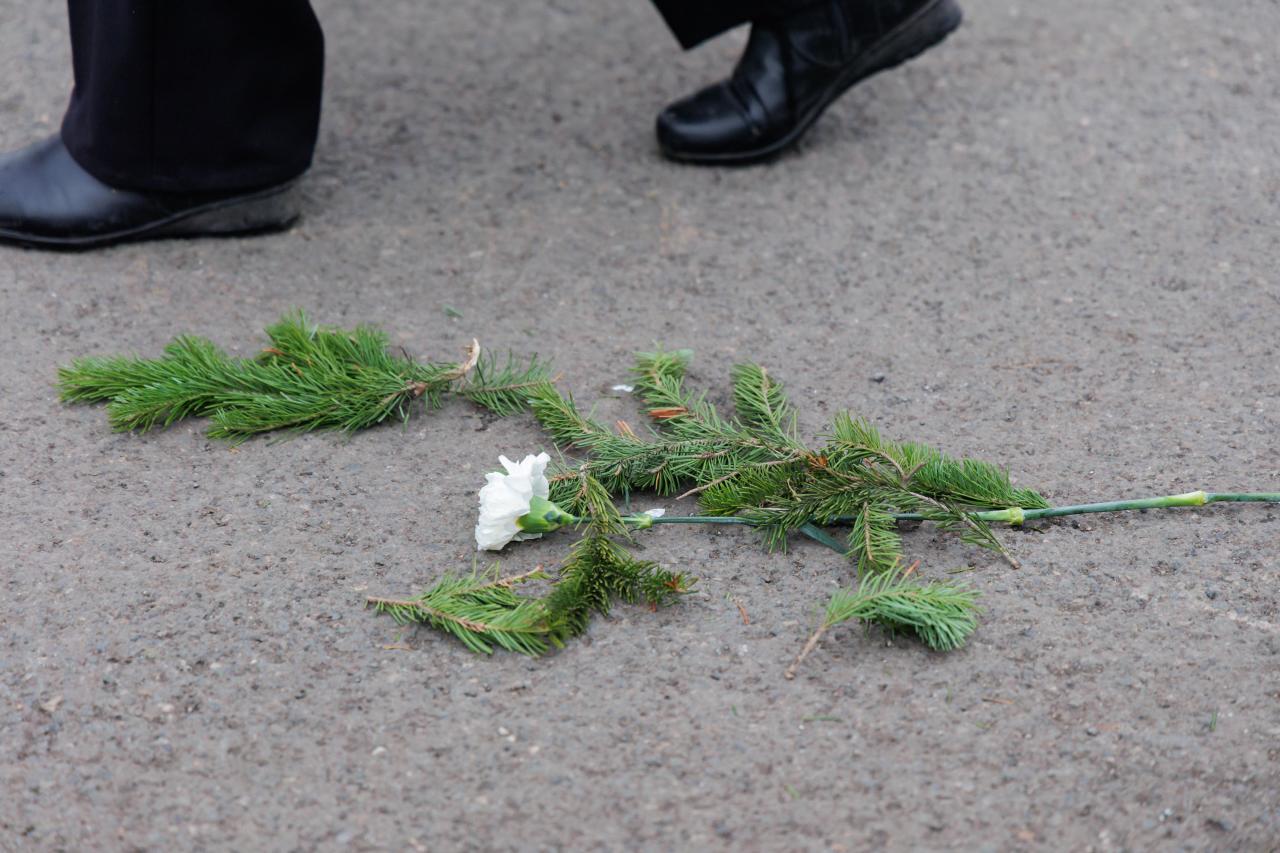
[515,496,576,534]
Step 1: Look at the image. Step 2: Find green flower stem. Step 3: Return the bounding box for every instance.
[620,490,1280,554]
[873,491,1280,526]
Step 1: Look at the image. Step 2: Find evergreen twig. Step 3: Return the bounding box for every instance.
[786,563,979,678]
[366,566,551,656]
[58,311,554,442]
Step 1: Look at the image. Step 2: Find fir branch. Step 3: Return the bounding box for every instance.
[57,336,229,407]
[543,534,692,646]
[694,460,803,514]
[58,311,546,442]
[631,348,736,439]
[786,566,979,677]
[631,348,695,413]
[825,569,979,650]
[848,503,903,575]
[730,362,800,447]
[550,468,627,536]
[911,457,1050,511]
[97,336,249,432]
[911,493,1020,570]
[536,351,1038,572]
[545,536,654,641]
[526,383,622,452]
[366,567,551,656]
[461,352,558,416]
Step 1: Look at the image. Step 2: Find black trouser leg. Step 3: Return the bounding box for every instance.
[652,0,823,48]
[60,0,324,193]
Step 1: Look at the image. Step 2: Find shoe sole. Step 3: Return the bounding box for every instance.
[661,0,964,166]
[0,180,300,251]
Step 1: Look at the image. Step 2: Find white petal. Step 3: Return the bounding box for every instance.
[529,452,551,499]
[642,508,666,519]
[479,481,529,519]
[475,514,520,550]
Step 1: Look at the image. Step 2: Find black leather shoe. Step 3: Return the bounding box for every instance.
[656,0,962,164]
[0,136,299,250]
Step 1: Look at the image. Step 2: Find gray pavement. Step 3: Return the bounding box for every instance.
[2,0,1278,849]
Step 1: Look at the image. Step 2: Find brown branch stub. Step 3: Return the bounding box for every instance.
[785,623,829,680]
[444,338,482,382]
[365,595,424,610]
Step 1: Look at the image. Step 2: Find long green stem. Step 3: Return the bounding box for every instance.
[623,491,1280,546]
[874,491,1280,525]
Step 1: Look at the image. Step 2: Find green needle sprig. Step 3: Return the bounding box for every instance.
[57,311,556,441]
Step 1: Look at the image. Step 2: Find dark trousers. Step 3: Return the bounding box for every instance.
[651,1,819,49]
[60,1,812,192]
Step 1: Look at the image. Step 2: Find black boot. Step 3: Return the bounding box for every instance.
[0,136,299,250]
[656,0,962,164]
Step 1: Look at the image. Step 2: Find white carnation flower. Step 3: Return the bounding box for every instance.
[475,452,567,551]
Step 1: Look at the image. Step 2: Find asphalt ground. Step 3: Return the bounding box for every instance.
[2,0,1278,849]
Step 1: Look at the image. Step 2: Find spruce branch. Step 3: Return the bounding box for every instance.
[460,351,558,416]
[366,566,551,656]
[530,350,1046,572]
[786,564,980,677]
[730,362,801,447]
[544,535,691,639]
[848,504,903,575]
[58,311,546,442]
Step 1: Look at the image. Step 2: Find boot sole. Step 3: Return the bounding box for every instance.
[661,0,964,166]
[0,180,300,251]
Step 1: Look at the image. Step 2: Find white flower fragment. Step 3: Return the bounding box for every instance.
[630,507,666,529]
